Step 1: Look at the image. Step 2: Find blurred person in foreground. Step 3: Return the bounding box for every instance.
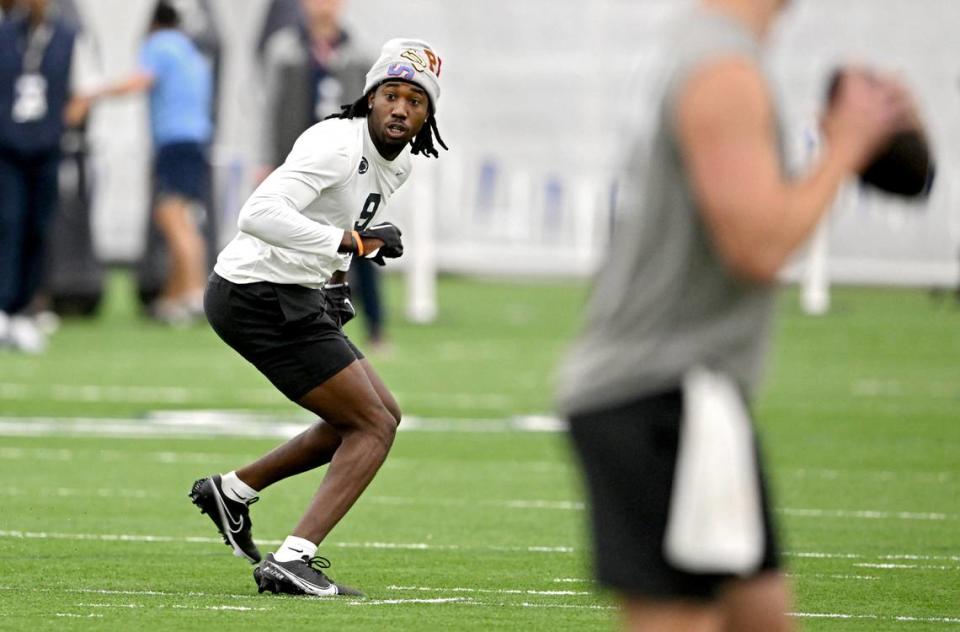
[188,39,446,597]
[78,1,213,326]
[259,0,390,350]
[0,0,89,352]
[555,0,916,630]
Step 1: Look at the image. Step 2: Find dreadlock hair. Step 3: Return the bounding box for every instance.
[325,91,448,159]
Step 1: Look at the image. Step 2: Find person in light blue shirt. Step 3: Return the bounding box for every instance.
[139,21,212,148]
[78,1,213,325]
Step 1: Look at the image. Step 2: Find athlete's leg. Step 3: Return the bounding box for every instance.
[287,359,397,543]
[621,597,721,632]
[719,571,793,632]
[236,357,400,490]
[357,357,401,423]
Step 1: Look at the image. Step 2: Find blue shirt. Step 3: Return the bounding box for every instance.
[139,29,212,147]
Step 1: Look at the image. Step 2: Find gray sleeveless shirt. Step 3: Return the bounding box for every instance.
[556,9,781,416]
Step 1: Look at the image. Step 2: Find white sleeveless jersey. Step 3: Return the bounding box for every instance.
[214,117,411,287]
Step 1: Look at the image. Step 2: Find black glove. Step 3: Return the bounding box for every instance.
[322,282,356,327]
[358,222,403,266]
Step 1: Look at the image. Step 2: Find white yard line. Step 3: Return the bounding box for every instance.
[11,584,960,621]
[367,496,584,511]
[349,597,476,606]
[4,437,951,483]
[0,529,572,554]
[0,471,951,522]
[515,602,615,610]
[0,486,157,498]
[1,529,957,571]
[6,376,952,409]
[2,414,953,485]
[785,572,879,581]
[76,602,268,612]
[0,414,564,439]
[788,551,960,563]
[0,384,526,411]
[783,468,954,484]
[0,586,259,600]
[792,612,960,624]
[388,585,591,596]
[0,447,567,476]
[778,508,952,521]
[854,563,960,571]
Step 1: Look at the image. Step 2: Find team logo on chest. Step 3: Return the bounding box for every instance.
[358,157,369,174]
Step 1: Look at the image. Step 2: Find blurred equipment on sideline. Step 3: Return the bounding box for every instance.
[44,0,104,317]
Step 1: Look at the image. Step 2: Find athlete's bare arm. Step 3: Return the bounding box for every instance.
[675,58,910,283]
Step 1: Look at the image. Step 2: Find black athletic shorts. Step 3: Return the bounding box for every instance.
[204,273,364,401]
[155,141,209,202]
[567,389,781,601]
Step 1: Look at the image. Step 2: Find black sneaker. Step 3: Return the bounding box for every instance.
[254,553,363,597]
[188,475,261,563]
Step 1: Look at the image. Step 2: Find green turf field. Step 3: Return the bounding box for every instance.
[1,272,958,630]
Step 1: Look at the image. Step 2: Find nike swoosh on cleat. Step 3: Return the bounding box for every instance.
[213,486,245,534]
[267,563,338,596]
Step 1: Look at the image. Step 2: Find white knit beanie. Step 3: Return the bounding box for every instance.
[363,38,442,111]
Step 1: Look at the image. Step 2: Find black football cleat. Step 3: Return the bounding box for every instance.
[189,475,261,563]
[254,553,364,597]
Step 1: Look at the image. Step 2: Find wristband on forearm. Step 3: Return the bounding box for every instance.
[352,230,364,256]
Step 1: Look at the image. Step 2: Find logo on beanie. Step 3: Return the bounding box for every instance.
[400,50,429,72]
[386,63,416,81]
[401,48,442,77]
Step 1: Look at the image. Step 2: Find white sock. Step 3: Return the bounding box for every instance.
[274,535,317,562]
[220,471,258,504]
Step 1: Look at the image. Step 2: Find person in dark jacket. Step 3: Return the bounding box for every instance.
[0,0,85,352]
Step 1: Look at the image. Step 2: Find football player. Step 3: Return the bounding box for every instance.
[190,38,446,597]
[556,0,914,630]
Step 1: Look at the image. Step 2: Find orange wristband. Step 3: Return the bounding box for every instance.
[352,230,364,256]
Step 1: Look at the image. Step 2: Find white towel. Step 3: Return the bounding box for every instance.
[663,366,765,575]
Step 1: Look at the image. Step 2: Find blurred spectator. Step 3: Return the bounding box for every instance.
[257,0,369,173]
[255,0,302,59]
[258,0,387,349]
[555,1,913,630]
[0,0,89,352]
[135,0,221,310]
[80,0,213,326]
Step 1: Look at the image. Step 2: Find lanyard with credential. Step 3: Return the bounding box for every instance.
[12,21,54,124]
[21,21,54,74]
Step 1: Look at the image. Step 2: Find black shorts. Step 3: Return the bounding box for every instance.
[567,389,781,601]
[155,141,209,202]
[204,273,364,401]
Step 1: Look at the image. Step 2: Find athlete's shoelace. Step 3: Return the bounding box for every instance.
[305,556,332,575]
